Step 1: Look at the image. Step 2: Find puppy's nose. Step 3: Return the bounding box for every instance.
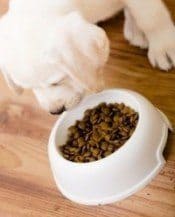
[50,106,66,115]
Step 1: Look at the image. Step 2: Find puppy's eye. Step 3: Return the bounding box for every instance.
[50,77,66,87]
[51,82,59,86]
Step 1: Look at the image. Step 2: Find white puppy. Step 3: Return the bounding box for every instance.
[0,0,175,114]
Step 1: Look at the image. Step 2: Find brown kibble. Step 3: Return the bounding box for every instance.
[89,157,96,162]
[69,147,79,154]
[101,142,108,151]
[98,102,107,108]
[74,132,80,139]
[81,145,87,153]
[100,113,106,120]
[104,117,111,123]
[68,126,77,134]
[129,128,135,136]
[114,141,121,147]
[91,109,96,116]
[118,103,125,110]
[90,113,99,124]
[78,141,85,148]
[85,133,91,141]
[83,151,91,157]
[83,115,89,122]
[59,102,138,163]
[84,109,91,116]
[63,154,69,159]
[73,140,78,146]
[78,122,86,130]
[102,106,111,115]
[108,144,114,152]
[104,134,111,141]
[122,106,130,114]
[103,151,112,157]
[113,115,119,123]
[77,137,85,144]
[100,122,109,130]
[92,148,100,157]
[93,131,100,142]
[74,155,84,162]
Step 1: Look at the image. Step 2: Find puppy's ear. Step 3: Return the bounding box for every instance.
[3,72,24,95]
[57,12,110,92]
[70,14,109,92]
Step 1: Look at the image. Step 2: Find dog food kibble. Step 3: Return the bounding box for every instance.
[59,102,139,163]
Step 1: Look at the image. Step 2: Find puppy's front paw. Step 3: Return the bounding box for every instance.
[148,26,175,71]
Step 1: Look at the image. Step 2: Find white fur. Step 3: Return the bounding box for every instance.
[0,0,175,113]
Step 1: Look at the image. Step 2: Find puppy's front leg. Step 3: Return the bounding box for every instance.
[123,0,175,70]
[124,9,148,49]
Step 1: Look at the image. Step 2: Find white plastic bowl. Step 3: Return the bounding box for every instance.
[48,89,171,205]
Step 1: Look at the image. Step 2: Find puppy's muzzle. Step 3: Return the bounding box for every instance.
[50,106,66,115]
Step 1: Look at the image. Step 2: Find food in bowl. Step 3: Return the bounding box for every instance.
[59,102,138,163]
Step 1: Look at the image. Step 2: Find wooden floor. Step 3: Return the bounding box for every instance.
[0,1,175,217]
